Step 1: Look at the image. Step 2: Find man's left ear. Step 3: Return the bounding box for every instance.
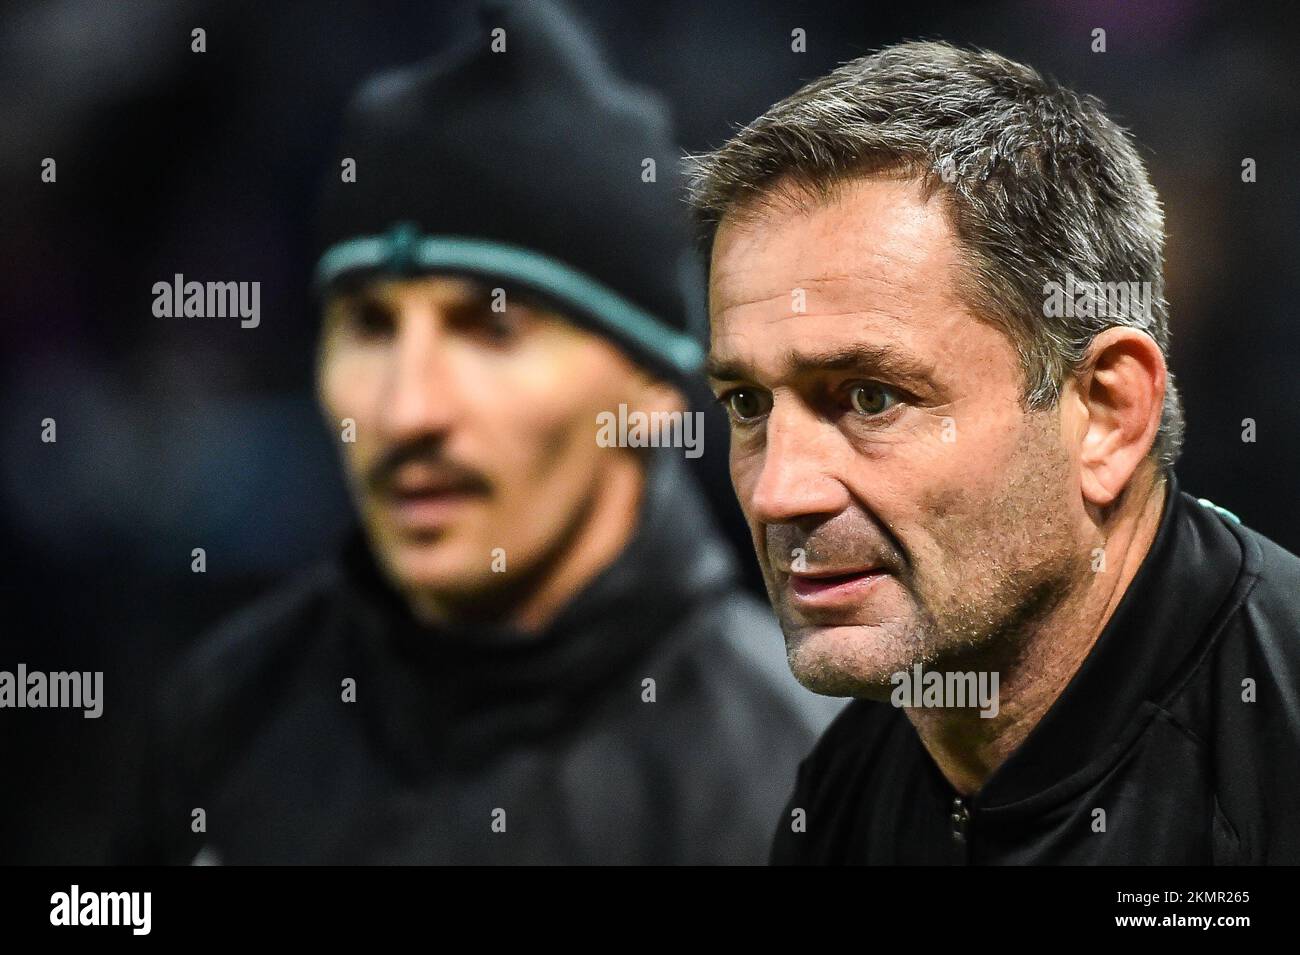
[1073,327,1167,508]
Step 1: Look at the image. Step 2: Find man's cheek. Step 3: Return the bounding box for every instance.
[728,452,763,512]
[340,438,383,510]
[898,485,980,587]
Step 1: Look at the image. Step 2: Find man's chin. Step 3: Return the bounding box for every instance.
[376,535,491,596]
[783,621,920,699]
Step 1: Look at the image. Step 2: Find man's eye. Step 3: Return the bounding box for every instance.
[335,300,394,338]
[722,389,771,422]
[848,382,899,416]
[450,300,529,343]
[483,308,524,340]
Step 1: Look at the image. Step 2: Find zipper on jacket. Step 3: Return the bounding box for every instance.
[949,796,971,863]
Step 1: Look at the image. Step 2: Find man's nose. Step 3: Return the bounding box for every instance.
[377,314,458,443]
[747,400,849,525]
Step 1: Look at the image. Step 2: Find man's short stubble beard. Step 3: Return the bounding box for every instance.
[776,412,1093,700]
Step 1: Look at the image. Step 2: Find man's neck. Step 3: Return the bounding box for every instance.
[908,470,1169,796]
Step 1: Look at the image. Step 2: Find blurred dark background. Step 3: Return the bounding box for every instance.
[2,0,1297,863]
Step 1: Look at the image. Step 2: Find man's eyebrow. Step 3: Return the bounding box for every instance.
[706,342,937,385]
[704,354,751,382]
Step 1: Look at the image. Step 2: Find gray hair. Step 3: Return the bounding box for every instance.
[685,40,1183,471]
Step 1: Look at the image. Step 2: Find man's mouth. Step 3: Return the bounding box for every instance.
[381,473,489,530]
[786,567,888,606]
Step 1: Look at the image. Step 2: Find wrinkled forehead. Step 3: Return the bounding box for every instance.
[706,176,969,366]
[707,174,961,324]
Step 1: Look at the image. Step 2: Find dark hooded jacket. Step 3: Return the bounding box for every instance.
[113,451,843,865]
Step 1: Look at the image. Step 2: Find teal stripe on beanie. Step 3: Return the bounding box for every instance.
[314,224,705,376]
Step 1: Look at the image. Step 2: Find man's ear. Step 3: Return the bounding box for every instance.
[1071,327,1167,508]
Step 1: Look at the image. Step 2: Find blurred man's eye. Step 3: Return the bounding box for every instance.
[330,297,395,339]
[484,305,526,341]
[450,287,546,344]
[446,300,525,344]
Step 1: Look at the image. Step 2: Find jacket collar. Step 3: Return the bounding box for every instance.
[965,468,1255,812]
[336,450,738,771]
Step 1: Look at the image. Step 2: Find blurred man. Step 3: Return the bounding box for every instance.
[687,40,1300,864]
[114,0,839,865]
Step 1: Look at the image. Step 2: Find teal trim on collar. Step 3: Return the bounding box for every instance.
[1196,498,1242,524]
[314,225,705,375]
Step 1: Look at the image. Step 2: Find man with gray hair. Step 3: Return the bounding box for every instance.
[687,40,1300,864]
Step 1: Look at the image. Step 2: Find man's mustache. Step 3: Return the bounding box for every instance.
[363,439,492,497]
[764,519,907,576]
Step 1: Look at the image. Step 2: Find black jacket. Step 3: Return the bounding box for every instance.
[115,453,842,864]
[772,469,1300,865]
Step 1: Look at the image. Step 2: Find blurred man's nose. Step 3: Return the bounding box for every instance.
[377,308,458,444]
[748,400,849,526]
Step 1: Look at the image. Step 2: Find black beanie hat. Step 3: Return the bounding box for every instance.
[313,0,705,381]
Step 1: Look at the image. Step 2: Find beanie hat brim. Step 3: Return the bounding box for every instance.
[314,223,705,377]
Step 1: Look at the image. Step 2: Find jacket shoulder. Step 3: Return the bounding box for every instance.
[154,561,344,752]
[1219,515,1300,675]
[606,588,846,862]
[113,561,343,863]
[678,589,848,737]
[1173,512,1300,862]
